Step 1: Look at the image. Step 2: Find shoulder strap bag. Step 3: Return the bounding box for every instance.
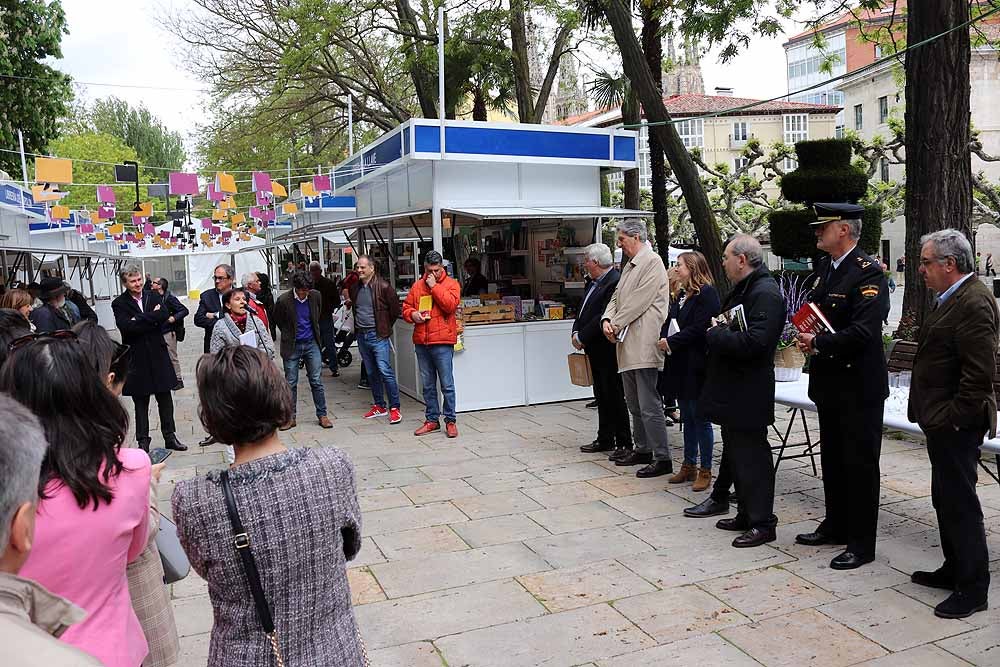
[220,470,285,667]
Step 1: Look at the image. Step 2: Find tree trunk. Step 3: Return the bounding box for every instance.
[601,0,728,292]
[472,88,488,121]
[531,24,573,123]
[641,1,669,267]
[898,0,972,337]
[623,92,641,211]
[509,0,535,123]
[395,0,439,118]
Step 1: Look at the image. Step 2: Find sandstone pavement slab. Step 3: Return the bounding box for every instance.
[699,566,838,620]
[369,642,445,667]
[596,632,764,667]
[611,585,750,642]
[523,525,654,569]
[450,513,551,548]
[516,560,657,613]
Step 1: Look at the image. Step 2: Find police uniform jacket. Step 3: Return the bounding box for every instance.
[806,246,890,405]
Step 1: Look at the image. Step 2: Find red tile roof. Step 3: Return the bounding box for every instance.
[556,94,840,127]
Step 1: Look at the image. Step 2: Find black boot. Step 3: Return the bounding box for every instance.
[137,437,151,452]
[164,434,188,452]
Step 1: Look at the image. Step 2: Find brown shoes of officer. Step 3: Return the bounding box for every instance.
[667,463,697,485]
[692,467,712,492]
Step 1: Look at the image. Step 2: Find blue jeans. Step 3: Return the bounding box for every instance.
[318,315,337,370]
[415,344,456,424]
[356,330,400,409]
[678,398,714,468]
[283,339,327,418]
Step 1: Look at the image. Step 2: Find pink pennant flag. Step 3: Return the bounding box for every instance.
[255,191,272,206]
[210,225,221,236]
[261,220,269,228]
[98,205,115,220]
[206,183,225,202]
[249,206,262,219]
[96,186,116,204]
[143,223,155,235]
[261,208,276,222]
[131,215,145,225]
[313,174,331,192]
[160,230,170,239]
[126,233,137,243]
[79,223,95,234]
[252,171,272,192]
[168,172,200,196]
[201,218,212,229]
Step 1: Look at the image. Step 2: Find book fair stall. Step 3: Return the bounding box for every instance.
[271,118,648,411]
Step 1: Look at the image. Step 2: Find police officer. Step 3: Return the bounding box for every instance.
[795,203,890,570]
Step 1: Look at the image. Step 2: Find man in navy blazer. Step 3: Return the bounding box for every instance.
[194,263,233,353]
[572,243,632,460]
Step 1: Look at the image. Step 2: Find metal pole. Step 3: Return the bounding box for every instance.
[438,5,445,159]
[17,130,29,213]
[348,96,354,156]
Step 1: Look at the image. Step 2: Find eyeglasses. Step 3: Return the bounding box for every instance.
[213,275,230,281]
[8,329,78,352]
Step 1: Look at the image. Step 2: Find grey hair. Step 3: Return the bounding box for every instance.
[585,243,614,268]
[120,263,142,281]
[214,264,234,279]
[921,228,975,274]
[616,218,648,242]
[727,234,764,268]
[0,396,48,548]
[309,260,321,271]
[844,219,862,241]
[242,272,259,285]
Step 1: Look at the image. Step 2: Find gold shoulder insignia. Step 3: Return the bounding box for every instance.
[860,284,879,298]
[857,257,872,269]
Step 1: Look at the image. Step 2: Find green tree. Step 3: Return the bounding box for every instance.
[0,0,73,176]
[83,98,186,176]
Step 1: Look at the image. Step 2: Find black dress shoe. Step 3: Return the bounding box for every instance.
[173,380,184,390]
[164,435,188,452]
[732,527,776,548]
[829,551,875,570]
[581,440,613,453]
[199,435,216,447]
[684,497,730,518]
[795,530,846,546]
[716,516,749,532]
[331,367,340,377]
[608,447,631,462]
[615,451,653,467]
[586,399,598,409]
[137,437,151,452]
[911,568,955,591]
[934,592,988,619]
[635,461,673,478]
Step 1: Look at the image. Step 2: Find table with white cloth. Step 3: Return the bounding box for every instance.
[772,376,1000,482]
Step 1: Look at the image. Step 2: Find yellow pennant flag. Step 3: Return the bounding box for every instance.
[231,212,246,225]
[211,209,227,221]
[108,223,125,235]
[271,181,287,198]
[134,201,153,218]
[281,202,298,214]
[31,185,64,203]
[215,171,237,194]
[35,157,73,184]
[96,231,107,240]
[301,182,318,197]
[50,205,70,220]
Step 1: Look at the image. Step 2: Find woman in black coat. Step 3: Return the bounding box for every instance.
[660,251,721,491]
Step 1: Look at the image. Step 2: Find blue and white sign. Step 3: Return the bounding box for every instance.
[302,195,357,211]
[0,183,46,219]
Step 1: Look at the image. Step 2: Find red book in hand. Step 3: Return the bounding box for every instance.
[792,302,836,335]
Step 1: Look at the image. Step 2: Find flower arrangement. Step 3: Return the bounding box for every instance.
[776,273,809,350]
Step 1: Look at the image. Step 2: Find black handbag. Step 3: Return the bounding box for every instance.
[220,470,285,666]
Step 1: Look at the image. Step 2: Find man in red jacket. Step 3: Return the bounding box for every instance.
[402,250,461,437]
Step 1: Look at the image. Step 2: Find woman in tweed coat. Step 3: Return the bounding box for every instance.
[172,346,365,667]
[210,287,275,359]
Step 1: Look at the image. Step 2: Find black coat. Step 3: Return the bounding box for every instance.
[806,247,890,405]
[572,268,621,361]
[112,290,176,396]
[159,291,190,337]
[67,290,98,323]
[29,303,75,333]
[663,284,721,401]
[700,266,785,428]
[194,288,225,352]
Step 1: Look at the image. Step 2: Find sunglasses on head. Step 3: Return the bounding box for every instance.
[8,329,78,352]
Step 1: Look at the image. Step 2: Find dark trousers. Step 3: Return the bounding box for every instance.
[927,427,991,599]
[722,426,777,530]
[711,440,734,502]
[133,392,176,447]
[319,315,337,369]
[202,329,212,354]
[816,400,883,558]
[588,350,631,449]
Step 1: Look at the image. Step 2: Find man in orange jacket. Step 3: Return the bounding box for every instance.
[402,250,461,437]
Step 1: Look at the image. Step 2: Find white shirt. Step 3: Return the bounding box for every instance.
[831,244,858,270]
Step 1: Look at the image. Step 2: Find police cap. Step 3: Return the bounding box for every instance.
[811,202,864,225]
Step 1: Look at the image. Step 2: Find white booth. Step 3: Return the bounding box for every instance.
[272,119,647,412]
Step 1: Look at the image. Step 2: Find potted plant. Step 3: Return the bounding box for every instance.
[774,273,808,381]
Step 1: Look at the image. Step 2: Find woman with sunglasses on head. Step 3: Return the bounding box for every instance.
[210,286,275,359]
[73,320,182,667]
[0,334,153,667]
[172,346,364,667]
[0,288,35,331]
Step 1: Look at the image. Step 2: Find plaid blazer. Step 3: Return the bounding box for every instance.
[127,479,180,667]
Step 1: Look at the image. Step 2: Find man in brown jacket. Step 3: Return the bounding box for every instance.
[0,396,102,666]
[908,228,998,620]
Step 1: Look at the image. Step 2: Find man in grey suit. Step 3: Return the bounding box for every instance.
[909,229,999,619]
[272,271,332,430]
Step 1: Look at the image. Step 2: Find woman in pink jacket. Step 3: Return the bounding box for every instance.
[0,333,151,667]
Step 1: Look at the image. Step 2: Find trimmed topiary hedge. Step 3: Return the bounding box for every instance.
[768,205,883,260]
[780,167,869,205]
[793,139,853,171]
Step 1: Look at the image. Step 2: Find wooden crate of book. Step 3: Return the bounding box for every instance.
[463,304,516,324]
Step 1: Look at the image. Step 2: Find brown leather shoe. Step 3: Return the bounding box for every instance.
[667,463,696,485]
[318,416,333,429]
[692,467,712,492]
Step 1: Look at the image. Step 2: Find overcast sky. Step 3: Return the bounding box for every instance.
[55,0,805,158]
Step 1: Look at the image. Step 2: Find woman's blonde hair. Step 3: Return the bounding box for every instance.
[0,289,32,313]
[677,251,714,294]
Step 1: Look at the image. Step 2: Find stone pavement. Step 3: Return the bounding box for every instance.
[147,327,1000,667]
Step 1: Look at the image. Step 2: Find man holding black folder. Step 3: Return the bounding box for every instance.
[795,203,889,570]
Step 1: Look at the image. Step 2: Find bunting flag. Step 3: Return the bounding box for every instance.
[271,181,287,198]
[168,172,200,196]
[252,171,272,192]
[301,182,318,197]
[96,185,116,204]
[313,174,331,192]
[35,157,73,184]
